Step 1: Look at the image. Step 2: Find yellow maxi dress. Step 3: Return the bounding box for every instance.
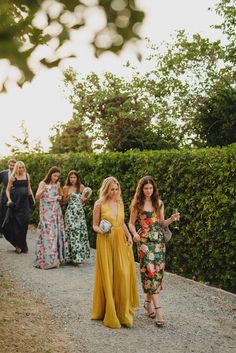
[91,201,139,328]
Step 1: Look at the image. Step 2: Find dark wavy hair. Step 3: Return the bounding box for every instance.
[64,170,81,192]
[43,166,61,184]
[130,175,160,215]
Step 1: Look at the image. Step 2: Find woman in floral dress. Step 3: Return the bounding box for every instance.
[129,176,179,327]
[35,166,66,269]
[63,170,90,265]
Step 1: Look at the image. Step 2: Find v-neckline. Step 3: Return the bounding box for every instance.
[107,201,119,222]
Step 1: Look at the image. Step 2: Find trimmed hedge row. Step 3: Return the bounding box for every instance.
[1,144,235,293]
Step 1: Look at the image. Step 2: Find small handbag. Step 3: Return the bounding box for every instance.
[81,187,92,200]
[99,219,112,234]
[161,226,172,242]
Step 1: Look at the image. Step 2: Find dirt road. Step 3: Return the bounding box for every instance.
[0,230,235,353]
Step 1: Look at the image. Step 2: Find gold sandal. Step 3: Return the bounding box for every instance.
[144,300,155,319]
[155,306,165,327]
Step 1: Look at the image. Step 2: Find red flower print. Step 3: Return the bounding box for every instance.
[139,251,145,259]
[148,271,155,279]
[145,219,153,226]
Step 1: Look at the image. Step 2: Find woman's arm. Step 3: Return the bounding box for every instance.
[6,177,14,204]
[35,181,46,200]
[80,184,85,193]
[27,174,36,204]
[62,186,70,204]
[122,223,133,245]
[128,208,140,243]
[159,201,180,227]
[93,201,103,234]
[57,182,63,201]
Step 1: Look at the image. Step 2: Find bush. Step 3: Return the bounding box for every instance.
[1,144,235,292]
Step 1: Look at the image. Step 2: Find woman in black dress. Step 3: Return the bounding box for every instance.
[3,161,35,253]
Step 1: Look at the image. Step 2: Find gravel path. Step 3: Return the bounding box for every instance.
[0,229,235,353]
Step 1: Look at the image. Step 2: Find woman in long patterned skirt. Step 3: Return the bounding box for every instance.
[129,176,180,327]
[35,166,65,269]
[63,170,90,265]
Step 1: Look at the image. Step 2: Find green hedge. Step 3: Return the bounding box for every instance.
[1,144,235,293]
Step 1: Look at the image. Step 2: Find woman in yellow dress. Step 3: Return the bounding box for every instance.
[91,176,139,328]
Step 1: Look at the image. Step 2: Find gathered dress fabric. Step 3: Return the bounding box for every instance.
[35,184,66,269]
[92,202,139,329]
[0,170,9,234]
[137,210,166,294]
[64,192,90,264]
[2,177,29,252]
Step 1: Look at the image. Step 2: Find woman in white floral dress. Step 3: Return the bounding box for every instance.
[63,170,90,265]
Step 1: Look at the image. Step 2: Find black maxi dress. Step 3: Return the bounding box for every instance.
[2,177,30,252]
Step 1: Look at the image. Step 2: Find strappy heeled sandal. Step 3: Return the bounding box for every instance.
[155,306,165,327]
[144,300,155,319]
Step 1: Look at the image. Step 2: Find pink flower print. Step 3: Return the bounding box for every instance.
[155,264,159,272]
[160,262,165,270]
[147,263,154,273]
[140,244,148,253]
[155,244,161,252]
[149,252,154,261]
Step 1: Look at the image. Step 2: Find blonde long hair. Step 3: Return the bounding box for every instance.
[98,176,122,203]
[11,161,26,178]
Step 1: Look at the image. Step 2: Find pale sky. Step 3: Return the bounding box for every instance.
[0,0,223,157]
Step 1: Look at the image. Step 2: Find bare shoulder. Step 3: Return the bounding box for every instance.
[9,175,14,181]
[94,200,102,209]
[38,180,45,188]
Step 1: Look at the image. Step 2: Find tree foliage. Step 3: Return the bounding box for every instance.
[0,0,144,90]
[49,70,178,153]
[49,119,93,153]
[193,83,236,146]
[134,0,236,147]
[49,0,236,151]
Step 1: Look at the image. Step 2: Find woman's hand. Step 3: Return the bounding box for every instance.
[127,234,133,246]
[133,233,140,243]
[80,196,86,204]
[7,200,12,207]
[170,212,180,223]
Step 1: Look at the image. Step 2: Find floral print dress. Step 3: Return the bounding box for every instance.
[64,192,90,264]
[35,183,66,269]
[137,210,166,294]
